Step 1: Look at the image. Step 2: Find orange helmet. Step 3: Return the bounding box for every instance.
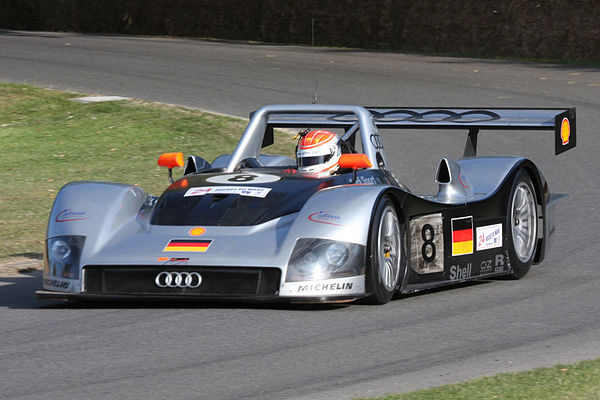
[296,130,342,175]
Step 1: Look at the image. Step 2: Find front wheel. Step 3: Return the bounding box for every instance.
[364,196,405,304]
[506,169,538,278]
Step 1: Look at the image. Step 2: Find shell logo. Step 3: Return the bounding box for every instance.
[561,117,571,145]
[189,227,206,236]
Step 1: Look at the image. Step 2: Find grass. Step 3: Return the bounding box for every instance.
[0,83,294,260]
[357,358,600,400]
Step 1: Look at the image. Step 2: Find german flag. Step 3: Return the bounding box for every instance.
[163,239,212,252]
[452,217,473,256]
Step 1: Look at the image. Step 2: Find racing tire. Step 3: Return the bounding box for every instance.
[364,196,405,305]
[506,169,538,279]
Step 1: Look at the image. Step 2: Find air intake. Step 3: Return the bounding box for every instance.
[435,158,473,203]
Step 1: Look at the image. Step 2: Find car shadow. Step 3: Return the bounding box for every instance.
[44,300,348,311]
[0,271,54,309]
[1,270,493,310]
[391,279,489,301]
[0,271,347,311]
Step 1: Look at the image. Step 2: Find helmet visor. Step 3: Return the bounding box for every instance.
[297,154,333,167]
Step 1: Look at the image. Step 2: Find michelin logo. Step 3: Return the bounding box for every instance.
[297,282,353,292]
[280,276,364,297]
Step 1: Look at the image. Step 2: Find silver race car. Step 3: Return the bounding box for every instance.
[37,104,576,304]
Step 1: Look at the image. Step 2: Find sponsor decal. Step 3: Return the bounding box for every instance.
[480,259,493,274]
[410,213,444,274]
[297,147,327,157]
[189,227,206,236]
[44,278,71,289]
[163,239,213,252]
[280,276,364,297]
[155,271,202,288]
[55,209,88,222]
[476,223,503,251]
[561,117,571,145]
[355,176,379,185]
[494,253,506,273]
[555,112,575,155]
[450,263,472,280]
[308,211,343,226]
[451,216,473,256]
[157,257,190,262]
[370,133,384,149]
[297,282,353,292]
[184,186,271,198]
[458,172,469,189]
[206,173,281,184]
[479,255,506,275]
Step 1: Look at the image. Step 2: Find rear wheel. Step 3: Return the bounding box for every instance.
[364,196,405,304]
[507,170,538,278]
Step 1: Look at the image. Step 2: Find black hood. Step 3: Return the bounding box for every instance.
[151,170,345,226]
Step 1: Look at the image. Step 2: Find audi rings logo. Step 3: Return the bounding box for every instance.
[155,272,202,288]
[370,133,384,150]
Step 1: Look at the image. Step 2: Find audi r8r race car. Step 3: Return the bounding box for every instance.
[37,104,576,304]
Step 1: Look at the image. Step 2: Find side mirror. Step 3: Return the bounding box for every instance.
[339,154,372,184]
[158,152,184,183]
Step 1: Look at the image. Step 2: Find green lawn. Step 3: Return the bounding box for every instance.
[0,83,292,260]
[357,359,600,400]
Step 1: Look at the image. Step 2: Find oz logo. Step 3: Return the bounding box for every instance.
[206,173,281,184]
[370,134,384,150]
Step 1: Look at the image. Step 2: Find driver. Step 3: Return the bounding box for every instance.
[296,129,342,176]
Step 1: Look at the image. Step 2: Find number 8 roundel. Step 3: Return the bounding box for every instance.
[206,173,281,184]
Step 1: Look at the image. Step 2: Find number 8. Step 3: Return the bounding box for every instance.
[227,174,257,182]
[421,224,436,263]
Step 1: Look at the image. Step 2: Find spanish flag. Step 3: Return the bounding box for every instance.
[163,239,212,252]
[452,217,473,256]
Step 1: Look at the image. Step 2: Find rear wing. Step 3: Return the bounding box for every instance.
[367,107,576,156]
[265,107,576,157]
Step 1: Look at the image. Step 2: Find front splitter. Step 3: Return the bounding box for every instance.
[35,290,365,304]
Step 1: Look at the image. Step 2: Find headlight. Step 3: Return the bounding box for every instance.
[51,239,72,262]
[286,239,365,282]
[46,236,85,279]
[326,243,349,267]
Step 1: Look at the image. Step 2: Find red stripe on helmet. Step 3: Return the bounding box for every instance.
[298,130,335,149]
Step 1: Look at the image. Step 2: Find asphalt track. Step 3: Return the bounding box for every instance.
[1,30,599,400]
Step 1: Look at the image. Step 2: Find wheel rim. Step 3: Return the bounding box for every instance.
[377,206,401,292]
[511,182,537,262]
